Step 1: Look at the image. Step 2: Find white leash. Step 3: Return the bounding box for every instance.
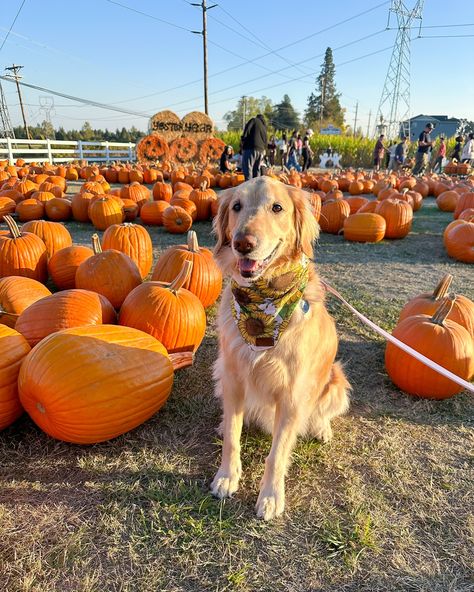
[321,279,474,394]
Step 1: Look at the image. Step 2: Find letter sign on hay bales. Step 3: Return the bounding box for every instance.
[148,110,214,142]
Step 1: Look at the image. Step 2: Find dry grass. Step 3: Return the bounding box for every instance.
[0,185,473,592]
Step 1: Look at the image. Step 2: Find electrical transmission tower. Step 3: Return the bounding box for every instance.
[374,1,424,140]
[0,81,15,138]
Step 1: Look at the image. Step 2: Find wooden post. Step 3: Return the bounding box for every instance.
[46,139,53,163]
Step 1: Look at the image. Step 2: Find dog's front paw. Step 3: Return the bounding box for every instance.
[312,421,333,443]
[211,466,241,499]
[255,483,285,521]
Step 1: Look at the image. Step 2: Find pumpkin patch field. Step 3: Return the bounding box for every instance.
[0,170,473,592]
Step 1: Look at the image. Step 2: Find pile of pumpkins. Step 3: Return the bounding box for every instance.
[0,224,221,444]
[385,274,474,399]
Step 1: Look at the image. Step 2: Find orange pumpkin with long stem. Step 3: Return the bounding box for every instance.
[120,260,206,353]
[0,215,48,282]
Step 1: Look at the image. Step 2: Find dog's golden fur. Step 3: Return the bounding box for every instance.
[211,176,350,520]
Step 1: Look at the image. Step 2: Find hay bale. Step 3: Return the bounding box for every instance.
[181,111,214,142]
[149,111,182,142]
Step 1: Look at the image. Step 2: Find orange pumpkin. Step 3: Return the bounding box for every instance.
[89,196,124,231]
[189,181,216,221]
[0,276,51,328]
[374,199,412,239]
[119,260,206,353]
[0,197,16,221]
[454,192,474,219]
[436,190,458,212]
[152,181,173,202]
[18,325,174,444]
[152,231,222,307]
[16,198,44,222]
[385,297,474,399]
[343,213,386,243]
[71,191,95,222]
[319,199,351,234]
[344,196,369,215]
[140,200,169,225]
[75,234,142,308]
[21,219,72,259]
[120,182,150,208]
[444,219,474,263]
[0,325,31,430]
[45,197,72,221]
[48,245,94,290]
[162,206,193,234]
[0,216,48,282]
[102,223,153,279]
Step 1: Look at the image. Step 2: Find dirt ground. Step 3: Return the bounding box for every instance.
[0,183,473,592]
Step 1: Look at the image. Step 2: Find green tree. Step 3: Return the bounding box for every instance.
[80,121,94,141]
[271,94,300,131]
[224,96,273,130]
[38,120,55,139]
[305,47,345,129]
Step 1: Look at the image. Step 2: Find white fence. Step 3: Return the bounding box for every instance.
[0,138,136,165]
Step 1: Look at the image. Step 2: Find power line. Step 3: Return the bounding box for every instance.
[104,0,193,33]
[0,0,27,53]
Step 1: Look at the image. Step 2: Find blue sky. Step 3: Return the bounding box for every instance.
[1,0,473,134]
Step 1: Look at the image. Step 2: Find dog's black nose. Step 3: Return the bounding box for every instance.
[233,232,258,254]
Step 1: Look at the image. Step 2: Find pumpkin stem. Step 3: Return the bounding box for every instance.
[187,230,199,252]
[0,305,20,319]
[432,274,453,300]
[3,215,21,239]
[200,179,208,191]
[91,233,102,254]
[431,295,455,326]
[169,260,193,294]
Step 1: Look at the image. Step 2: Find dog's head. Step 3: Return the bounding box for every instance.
[213,176,318,280]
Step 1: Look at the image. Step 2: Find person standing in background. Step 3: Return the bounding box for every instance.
[412,122,434,175]
[241,114,267,180]
[297,133,303,159]
[388,141,397,169]
[451,135,463,161]
[373,134,386,171]
[394,136,408,170]
[286,131,301,171]
[432,136,446,172]
[301,129,314,172]
[461,133,474,164]
[278,132,288,169]
[267,135,277,167]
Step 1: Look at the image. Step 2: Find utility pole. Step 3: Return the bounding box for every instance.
[0,81,15,138]
[191,0,217,115]
[242,96,247,130]
[366,110,372,138]
[353,101,359,136]
[4,64,30,139]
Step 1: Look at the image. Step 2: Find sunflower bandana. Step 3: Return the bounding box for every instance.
[231,259,309,350]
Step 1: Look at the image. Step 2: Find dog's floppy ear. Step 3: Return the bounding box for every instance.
[288,186,319,258]
[213,187,234,255]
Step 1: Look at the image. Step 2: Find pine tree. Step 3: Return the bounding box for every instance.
[271,95,300,131]
[305,47,345,129]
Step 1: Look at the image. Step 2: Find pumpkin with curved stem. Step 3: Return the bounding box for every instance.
[18,325,174,444]
[120,260,206,353]
[0,325,31,430]
[0,216,48,282]
[102,223,153,279]
[398,274,474,337]
[444,219,474,263]
[140,200,169,226]
[319,199,350,234]
[343,213,386,243]
[75,234,142,308]
[0,276,51,328]
[89,196,124,230]
[162,206,193,234]
[152,231,222,307]
[375,198,412,239]
[48,245,94,290]
[189,180,216,221]
[152,181,173,202]
[21,219,72,259]
[385,297,474,399]
[15,288,116,347]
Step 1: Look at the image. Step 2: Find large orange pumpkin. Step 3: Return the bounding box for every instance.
[89,196,124,231]
[0,197,16,221]
[0,216,48,282]
[21,219,72,259]
[444,219,474,263]
[343,213,386,243]
[75,234,142,308]
[102,223,153,279]
[0,276,51,328]
[152,231,222,307]
[152,181,173,202]
[15,198,45,222]
[18,325,174,444]
[119,260,206,353]
[454,192,474,219]
[319,199,350,234]
[436,190,458,212]
[48,245,94,290]
[374,198,412,239]
[0,325,31,430]
[45,197,72,221]
[71,191,95,222]
[385,297,474,399]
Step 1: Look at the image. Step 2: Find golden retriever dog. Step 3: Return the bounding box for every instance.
[211,176,350,520]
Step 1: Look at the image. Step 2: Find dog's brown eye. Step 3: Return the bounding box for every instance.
[232,202,241,212]
[272,203,283,213]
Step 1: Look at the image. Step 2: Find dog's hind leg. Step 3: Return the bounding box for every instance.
[211,367,245,499]
[308,362,350,443]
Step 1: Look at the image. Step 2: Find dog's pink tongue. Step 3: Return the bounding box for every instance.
[239,258,260,273]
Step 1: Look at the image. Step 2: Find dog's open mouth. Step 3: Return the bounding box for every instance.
[237,246,279,279]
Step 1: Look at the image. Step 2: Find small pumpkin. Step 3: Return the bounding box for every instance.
[48,245,94,290]
[162,205,193,234]
[152,230,222,307]
[75,234,142,308]
[120,182,150,208]
[189,180,216,221]
[45,197,72,221]
[89,196,124,230]
[152,181,173,202]
[18,325,174,444]
[102,223,153,279]
[15,198,44,222]
[0,276,51,328]
[0,197,16,220]
[119,260,206,353]
[385,297,474,399]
